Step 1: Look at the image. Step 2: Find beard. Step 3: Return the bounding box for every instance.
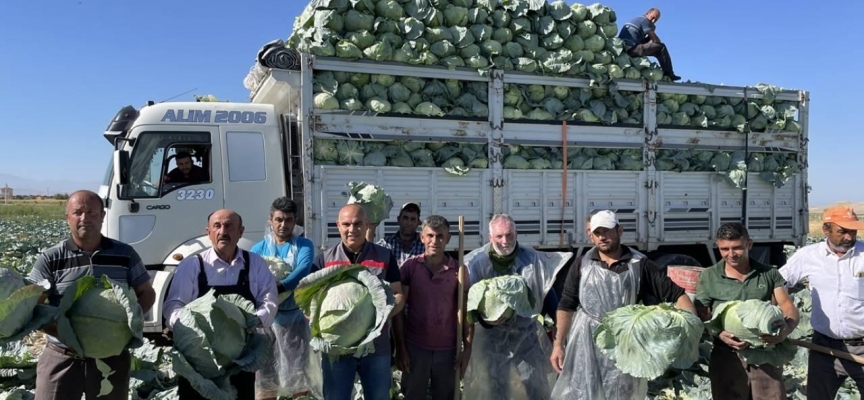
[492,242,516,256]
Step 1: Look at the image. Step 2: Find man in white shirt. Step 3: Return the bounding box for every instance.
[781,205,864,398]
[164,209,279,400]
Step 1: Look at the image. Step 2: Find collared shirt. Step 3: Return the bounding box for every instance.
[378,233,424,266]
[781,241,864,339]
[557,245,685,312]
[695,259,785,310]
[164,247,278,329]
[401,254,468,350]
[29,236,151,349]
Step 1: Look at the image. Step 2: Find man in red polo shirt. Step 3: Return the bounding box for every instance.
[394,215,473,400]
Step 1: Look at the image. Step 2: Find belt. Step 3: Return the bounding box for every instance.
[47,343,80,358]
[815,331,864,346]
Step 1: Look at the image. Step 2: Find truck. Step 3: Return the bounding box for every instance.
[97,53,809,336]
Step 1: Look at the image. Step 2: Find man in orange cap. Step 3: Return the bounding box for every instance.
[780,205,864,398]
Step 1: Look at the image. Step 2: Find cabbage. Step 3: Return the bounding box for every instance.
[594,303,703,379]
[56,275,143,396]
[171,290,271,400]
[466,275,535,324]
[0,268,53,344]
[345,181,394,225]
[707,300,798,366]
[294,265,395,358]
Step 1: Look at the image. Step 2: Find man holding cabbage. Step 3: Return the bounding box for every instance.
[461,214,568,400]
[781,206,864,398]
[250,197,321,399]
[550,210,695,399]
[308,204,405,400]
[164,209,279,400]
[29,190,156,400]
[695,222,798,400]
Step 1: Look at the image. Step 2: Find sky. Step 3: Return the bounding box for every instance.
[0,0,860,206]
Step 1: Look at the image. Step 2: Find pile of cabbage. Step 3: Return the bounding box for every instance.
[655,86,801,133]
[284,0,801,132]
[288,0,663,84]
[314,138,801,187]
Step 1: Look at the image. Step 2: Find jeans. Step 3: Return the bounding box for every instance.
[627,41,675,76]
[321,353,392,400]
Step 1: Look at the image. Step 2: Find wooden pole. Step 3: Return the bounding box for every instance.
[789,338,864,365]
[455,215,465,400]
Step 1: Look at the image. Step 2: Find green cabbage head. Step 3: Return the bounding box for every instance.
[594,303,703,379]
[295,265,395,358]
[707,299,798,366]
[0,268,53,344]
[55,275,143,396]
[346,181,394,225]
[466,275,536,324]
[171,290,272,400]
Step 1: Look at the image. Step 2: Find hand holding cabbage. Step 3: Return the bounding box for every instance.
[706,299,798,366]
[0,267,53,344]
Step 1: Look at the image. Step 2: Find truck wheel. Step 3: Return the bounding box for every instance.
[652,253,703,269]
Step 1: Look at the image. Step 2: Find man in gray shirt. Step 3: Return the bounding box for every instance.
[29,190,155,400]
[617,8,680,81]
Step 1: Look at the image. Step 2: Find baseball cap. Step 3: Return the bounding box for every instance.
[590,210,619,232]
[400,202,421,215]
[822,206,864,230]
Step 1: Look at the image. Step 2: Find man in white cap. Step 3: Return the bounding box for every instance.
[550,210,695,399]
[378,202,424,266]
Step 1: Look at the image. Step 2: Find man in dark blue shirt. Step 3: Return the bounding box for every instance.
[618,8,680,81]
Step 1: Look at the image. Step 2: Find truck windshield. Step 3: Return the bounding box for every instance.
[122,131,211,199]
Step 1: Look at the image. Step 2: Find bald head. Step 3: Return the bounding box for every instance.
[67,190,103,212]
[208,209,243,226]
[646,7,660,22]
[338,204,368,251]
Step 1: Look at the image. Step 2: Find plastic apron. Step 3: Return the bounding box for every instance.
[550,247,647,400]
[462,243,571,400]
[254,234,323,399]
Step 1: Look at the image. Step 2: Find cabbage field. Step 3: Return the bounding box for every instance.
[1,215,860,399]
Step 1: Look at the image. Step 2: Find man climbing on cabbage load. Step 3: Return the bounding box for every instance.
[310,204,405,400]
[377,202,425,266]
[550,210,695,399]
[29,190,156,400]
[250,197,321,400]
[164,209,278,400]
[617,7,681,81]
[393,215,473,400]
[461,214,568,400]
[694,222,798,400]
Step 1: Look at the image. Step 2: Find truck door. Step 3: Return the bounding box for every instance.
[220,127,286,243]
[114,127,222,264]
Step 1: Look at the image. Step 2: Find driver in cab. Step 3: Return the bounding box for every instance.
[163,152,209,185]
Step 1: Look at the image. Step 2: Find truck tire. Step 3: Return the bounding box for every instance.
[652,253,703,269]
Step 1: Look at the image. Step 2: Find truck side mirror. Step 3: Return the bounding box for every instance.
[114,150,130,185]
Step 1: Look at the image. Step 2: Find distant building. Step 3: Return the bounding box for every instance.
[0,187,12,198]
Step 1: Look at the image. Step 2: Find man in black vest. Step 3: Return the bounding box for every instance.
[312,204,405,400]
[164,209,278,400]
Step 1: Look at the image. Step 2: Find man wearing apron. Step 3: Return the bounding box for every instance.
[550,210,696,399]
[164,209,278,400]
[251,197,321,399]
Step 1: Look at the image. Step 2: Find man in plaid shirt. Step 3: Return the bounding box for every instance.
[378,202,425,266]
